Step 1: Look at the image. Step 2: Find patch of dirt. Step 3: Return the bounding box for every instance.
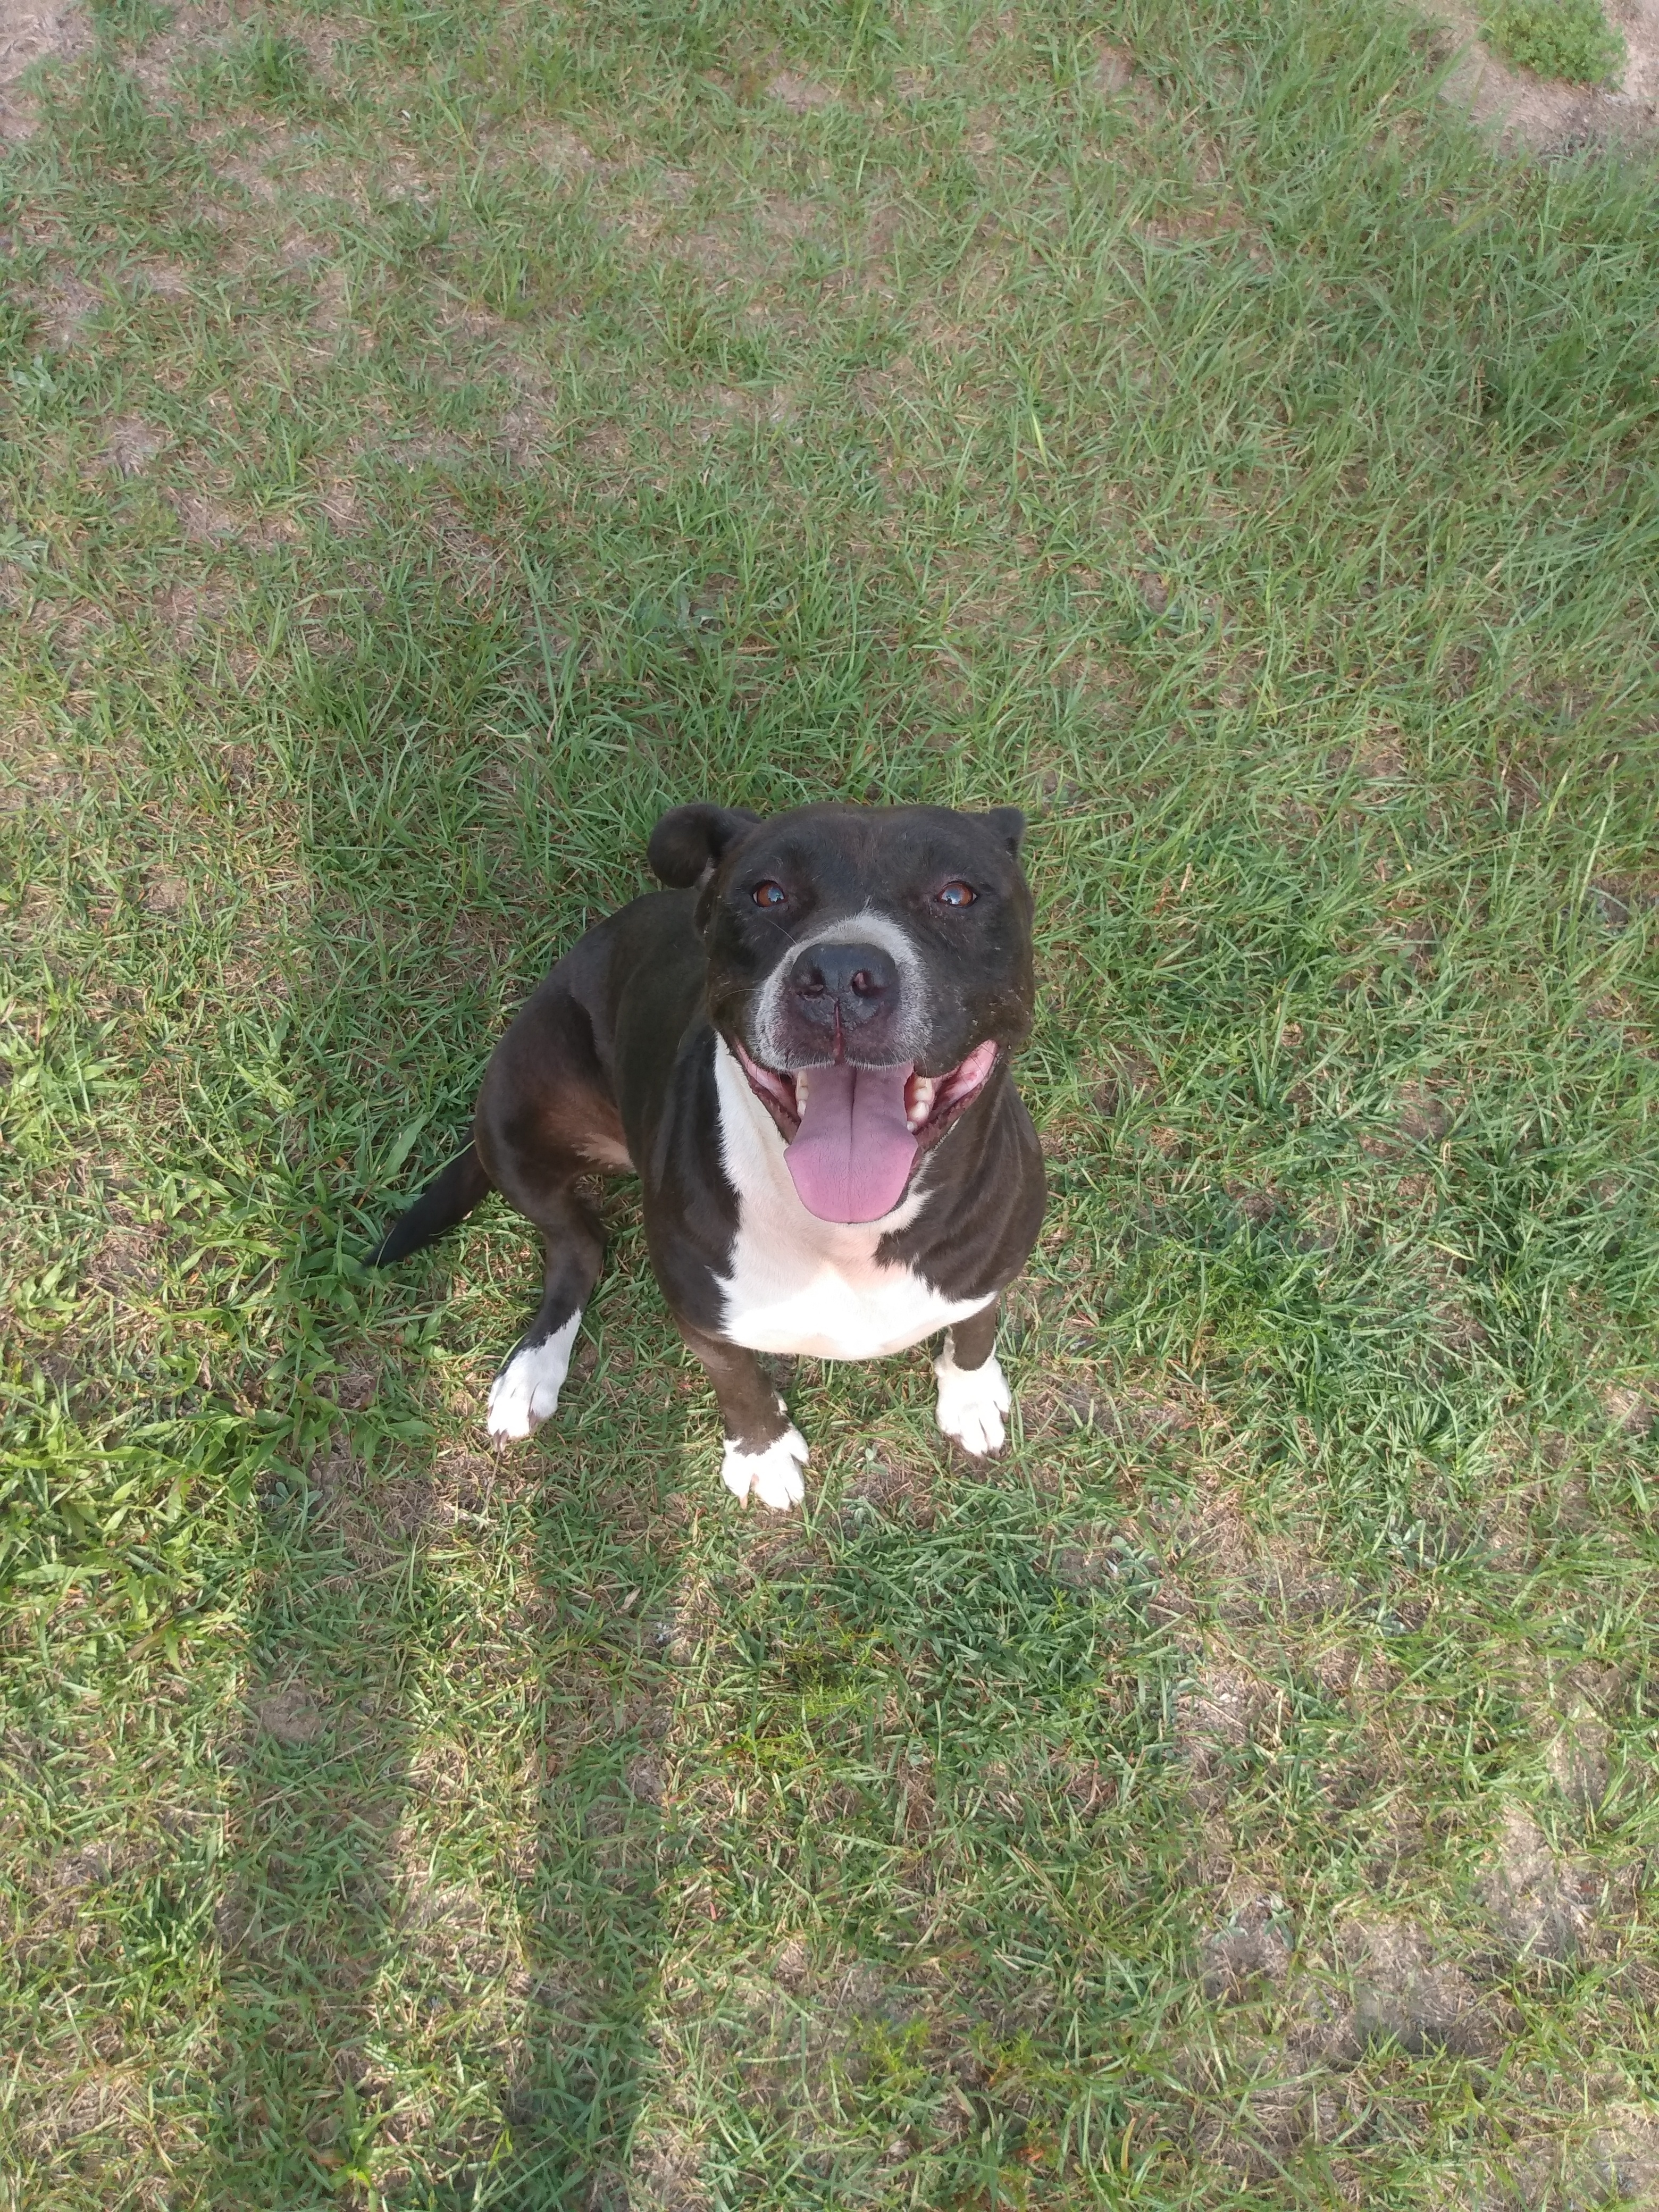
[422,497,509,596]
[125,0,244,96]
[767,70,837,112]
[324,1365,378,1412]
[1476,1807,1592,1962]
[759,191,823,244]
[1093,41,1136,94]
[1347,1919,1500,2056]
[683,382,798,447]
[1051,1752,1116,1817]
[1546,1699,1612,1812]
[6,880,63,947]
[1227,1538,1357,1630]
[0,741,83,811]
[1143,1484,1256,1585]
[89,1222,164,1294]
[1601,1381,1656,1435]
[1427,0,1659,153]
[1395,1078,1453,1145]
[253,1681,327,1746]
[626,2131,707,2212]
[148,579,234,645]
[13,2068,139,2154]
[1077,1384,1195,1447]
[51,1837,128,1890]
[968,10,1017,56]
[310,264,356,336]
[1186,2064,1349,2184]
[132,258,194,299]
[36,270,103,344]
[13,1835,143,1964]
[492,399,551,465]
[1295,1917,1504,2060]
[1581,2109,1659,2207]
[395,1870,517,1988]
[841,1451,935,1527]
[1200,1898,1295,1999]
[105,416,168,475]
[375,1474,432,1539]
[166,488,303,546]
[0,0,87,141]
[140,865,189,915]
[213,139,291,203]
[1496,2112,1659,2212]
[522,121,598,175]
[315,478,362,531]
[1176,1658,1284,1805]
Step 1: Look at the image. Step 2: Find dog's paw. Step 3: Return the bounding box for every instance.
[486,1313,581,1443]
[722,1425,810,1511]
[934,1347,1011,1456]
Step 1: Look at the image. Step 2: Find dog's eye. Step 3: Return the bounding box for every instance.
[938,881,977,908]
[751,881,788,908]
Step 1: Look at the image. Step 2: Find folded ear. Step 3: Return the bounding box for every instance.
[647,803,764,889]
[983,806,1027,856]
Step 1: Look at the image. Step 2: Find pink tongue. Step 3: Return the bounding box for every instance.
[785,1061,918,1223]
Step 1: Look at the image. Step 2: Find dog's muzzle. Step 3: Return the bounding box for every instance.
[731,1034,1001,1224]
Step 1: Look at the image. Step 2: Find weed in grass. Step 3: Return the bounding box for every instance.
[1480,0,1623,84]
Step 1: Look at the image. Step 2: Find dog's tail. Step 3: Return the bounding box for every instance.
[368,1141,491,1267]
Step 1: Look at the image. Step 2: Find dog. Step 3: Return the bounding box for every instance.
[370,800,1045,1509]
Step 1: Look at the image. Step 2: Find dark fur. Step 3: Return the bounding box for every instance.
[372,802,1044,1462]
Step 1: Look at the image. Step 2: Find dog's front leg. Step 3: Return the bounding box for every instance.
[934,1298,1011,1456]
[675,1320,808,1512]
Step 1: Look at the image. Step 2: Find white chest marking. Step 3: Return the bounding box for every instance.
[711,1040,988,1360]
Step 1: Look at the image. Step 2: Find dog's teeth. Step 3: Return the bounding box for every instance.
[795,1073,809,1113]
[906,1075,935,1132]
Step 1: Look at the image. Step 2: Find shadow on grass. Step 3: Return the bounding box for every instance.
[202,609,696,2203]
[207,1234,691,2209]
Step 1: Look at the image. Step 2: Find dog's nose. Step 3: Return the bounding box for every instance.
[789,942,897,1033]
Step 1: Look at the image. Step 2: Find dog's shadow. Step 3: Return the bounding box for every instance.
[207,1193,696,2205]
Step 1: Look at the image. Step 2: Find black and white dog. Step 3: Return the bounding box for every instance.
[371,801,1045,1510]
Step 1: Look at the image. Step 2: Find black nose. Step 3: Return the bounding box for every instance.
[789,941,898,1034]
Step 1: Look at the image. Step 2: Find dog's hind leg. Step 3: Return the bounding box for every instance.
[484,1170,606,1443]
[475,970,626,1444]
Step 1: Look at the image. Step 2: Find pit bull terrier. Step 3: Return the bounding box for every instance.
[370,801,1045,1509]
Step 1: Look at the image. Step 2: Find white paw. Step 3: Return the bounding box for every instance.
[722,1425,810,1511]
[486,1312,581,1443]
[934,1347,1010,1456]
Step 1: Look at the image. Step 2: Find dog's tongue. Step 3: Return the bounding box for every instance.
[786,1061,917,1224]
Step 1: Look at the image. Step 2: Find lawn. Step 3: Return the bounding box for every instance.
[3,0,1659,2203]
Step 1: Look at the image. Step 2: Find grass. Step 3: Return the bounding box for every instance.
[1479,0,1623,86]
[2,0,1658,2203]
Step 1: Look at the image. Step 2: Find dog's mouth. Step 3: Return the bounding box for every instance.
[730,1036,1000,1224]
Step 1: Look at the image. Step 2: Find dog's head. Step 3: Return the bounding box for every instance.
[648,800,1035,1222]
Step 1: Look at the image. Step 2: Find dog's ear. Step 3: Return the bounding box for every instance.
[983,806,1027,857]
[647,803,763,889]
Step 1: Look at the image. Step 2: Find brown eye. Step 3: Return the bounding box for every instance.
[752,881,787,907]
[939,881,977,907]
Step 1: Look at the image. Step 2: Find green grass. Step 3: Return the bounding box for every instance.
[3,0,1658,2204]
[1480,0,1623,85]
